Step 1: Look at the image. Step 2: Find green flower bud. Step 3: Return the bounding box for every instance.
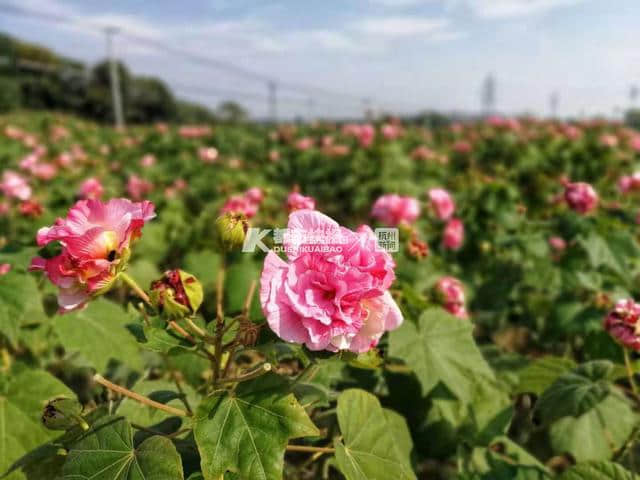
[150,269,203,318]
[215,212,248,252]
[42,396,88,431]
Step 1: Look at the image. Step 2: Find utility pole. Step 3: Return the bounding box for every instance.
[268,81,277,123]
[630,85,639,107]
[307,97,314,123]
[362,97,372,120]
[549,91,559,118]
[481,73,496,115]
[105,27,125,129]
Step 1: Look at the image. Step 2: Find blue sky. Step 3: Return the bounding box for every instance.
[1,0,639,119]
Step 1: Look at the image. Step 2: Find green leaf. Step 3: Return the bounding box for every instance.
[138,317,195,354]
[0,271,42,346]
[536,360,613,424]
[116,379,198,428]
[193,373,318,480]
[54,299,142,372]
[558,461,639,480]
[0,368,74,479]
[62,416,184,479]
[224,260,260,315]
[183,250,220,291]
[516,356,577,395]
[549,394,636,461]
[389,308,495,402]
[334,389,416,480]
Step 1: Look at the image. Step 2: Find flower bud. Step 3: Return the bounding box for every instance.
[434,276,468,319]
[42,396,88,431]
[604,299,640,351]
[150,269,203,318]
[215,212,248,252]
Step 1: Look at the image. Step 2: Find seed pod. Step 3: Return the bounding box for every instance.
[150,269,203,318]
[42,396,88,431]
[215,212,248,252]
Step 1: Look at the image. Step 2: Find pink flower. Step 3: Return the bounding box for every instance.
[442,218,464,250]
[31,162,58,181]
[564,181,598,214]
[57,152,73,168]
[29,198,155,312]
[453,140,472,154]
[435,276,468,319]
[295,137,314,151]
[127,175,154,201]
[19,153,39,171]
[631,136,640,153]
[79,178,104,200]
[618,175,633,193]
[287,191,316,212]
[199,147,218,164]
[1,171,31,201]
[245,187,264,205]
[603,299,640,351]
[260,210,402,352]
[358,124,375,148]
[411,146,436,161]
[221,195,258,219]
[371,194,420,226]
[381,123,401,140]
[20,200,43,218]
[0,202,9,216]
[548,236,567,252]
[599,134,619,148]
[179,125,211,138]
[0,263,11,275]
[140,154,156,168]
[428,188,455,220]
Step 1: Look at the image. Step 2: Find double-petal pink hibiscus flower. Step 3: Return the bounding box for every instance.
[30,198,155,312]
[260,209,403,353]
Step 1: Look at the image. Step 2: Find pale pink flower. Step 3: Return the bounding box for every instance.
[57,152,73,168]
[140,154,156,168]
[381,123,401,140]
[562,125,582,141]
[199,147,218,164]
[548,236,567,252]
[435,276,468,319]
[127,175,154,201]
[618,175,633,193]
[287,191,316,212]
[29,198,155,312]
[31,163,58,181]
[19,154,39,171]
[371,194,420,226]
[179,125,211,138]
[411,146,436,161]
[599,134,619,148]
[630,136,640,153]
[564,181,598,214]
[4,125,24,140]
[295,137,314,151]
[260,210,402,352]
[269,150,280,162]
[453,140,472,154]
[0,202,9,216]
[442,218,464,250]
[245,187,264,205]
[0,263,10,275]
[221,195,258,219]
[604,299,640,351]
[79,178,104,200]
[428,188,455,220]
[1,171,31,200]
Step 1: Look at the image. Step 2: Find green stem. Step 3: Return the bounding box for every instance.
[216,363,271,385]
[624,348,638,395]
[120,272,152,306]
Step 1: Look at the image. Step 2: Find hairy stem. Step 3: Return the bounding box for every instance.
[286,445,336,454]
[624,348,638,395]
[120,272,151,306]
[93,374,190,417]
[217,362,272,385]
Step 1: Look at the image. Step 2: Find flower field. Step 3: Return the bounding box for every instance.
[2,111,640,479]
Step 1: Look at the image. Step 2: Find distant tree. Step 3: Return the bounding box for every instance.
[176,100,217,123]
[127,76,176,123]
[83,60,131,123]
[217,101,248,123]
[626,109,640,131]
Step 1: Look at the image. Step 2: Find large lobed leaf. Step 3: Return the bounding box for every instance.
[62,415,184,479]
[193,373,319,480]
[0,368,74,479]
[334,389,416,480]
[389,308,495,402]
[54,298,142,372]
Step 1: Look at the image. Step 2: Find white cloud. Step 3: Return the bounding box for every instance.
[352,16,449,36]
[459,0,585,19]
